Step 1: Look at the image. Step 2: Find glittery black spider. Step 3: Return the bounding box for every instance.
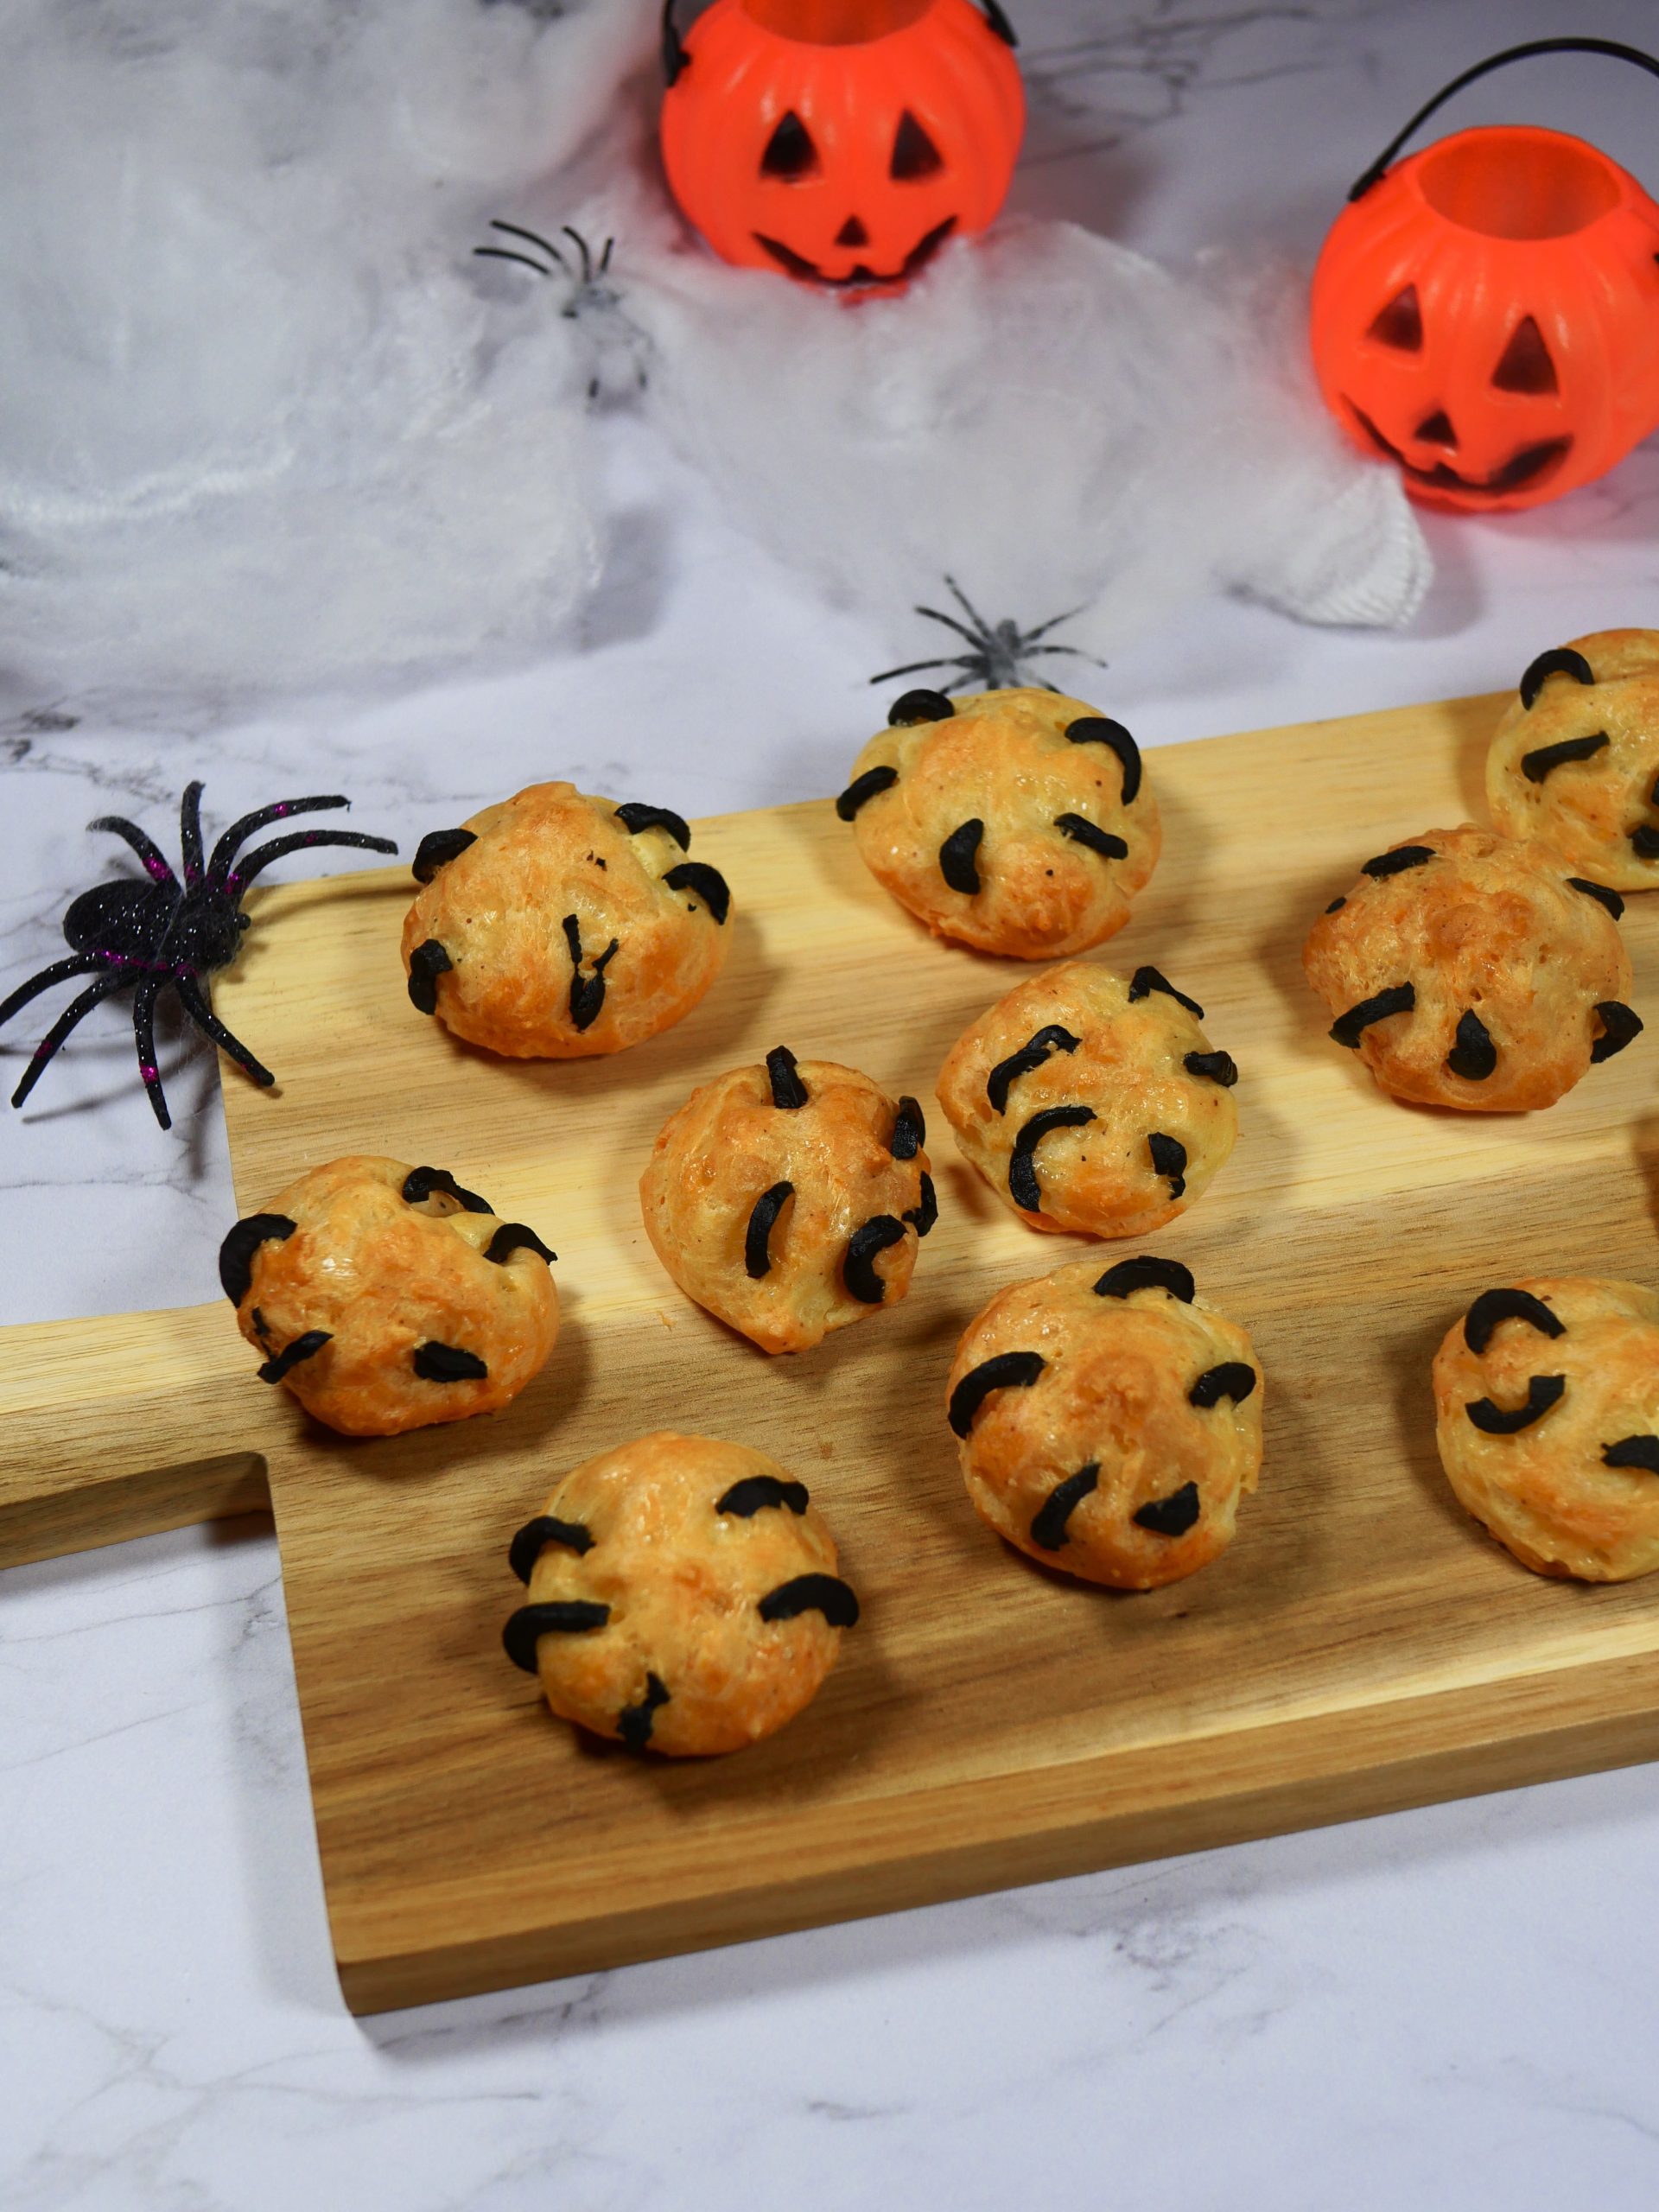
[0,783,397,1129]
[871,575,1106,694]
[473,220,647,401]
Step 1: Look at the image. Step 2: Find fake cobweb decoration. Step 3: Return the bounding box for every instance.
[0,0,658,701]
[632,215,1431,667]
[0,4,1428,709]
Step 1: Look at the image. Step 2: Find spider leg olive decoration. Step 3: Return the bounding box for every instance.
[1054,813,1128,861]
[757,1573,860,1628]
[1605,1435,1659,1474]
[949,1348,1047,1438]
[563,915,620,1033]
[1330,982,1415,1048]
[843,1213,908,1303]
[1592,1001,1644,1063]
[986,1023,1082,1113]
[1132,1481,1201,1536]
[938,817,984,894]
[1464,1286,1566,1355]
[1094,1256,1195,1302]
[617,1672,673,1751]
[1522,731,1609,784]
[1362,844,1436,878]
[745,1180,794,1279]
[1574,875,1628,919]
[0,782,396,1129]
[716,1475,810,1518]
[1465,1373,1565,1433]
[1128,966,1204,1020]
[1446,1009,1497,1082]
[509,1515,596,1582]
[1030,1462,1099,1551]
[1147,1131,1187,1197]
[904,1172,939,1237]
[1519,646,1595,710]
[1189,1361,1256,1408]
[1009,1103,1096,1212]
[870,575,1106,694]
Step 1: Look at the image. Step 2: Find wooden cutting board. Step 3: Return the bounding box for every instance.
[6,689,1659,2016]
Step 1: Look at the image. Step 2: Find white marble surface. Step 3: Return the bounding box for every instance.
[6,1,1659,2204]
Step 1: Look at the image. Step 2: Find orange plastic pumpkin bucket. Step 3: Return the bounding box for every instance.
[658,0,1026,287]
[1310,38,1659,511]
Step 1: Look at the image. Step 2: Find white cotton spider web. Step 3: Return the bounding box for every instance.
[630,214,1431,666]
[0,0,658,703]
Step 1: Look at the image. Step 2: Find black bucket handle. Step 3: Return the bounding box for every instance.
[1349,36,1659,201]
[662,0,1017,87]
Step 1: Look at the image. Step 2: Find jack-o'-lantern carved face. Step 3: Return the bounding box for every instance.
[1311,125,1659,512]
[660,0,1025,289]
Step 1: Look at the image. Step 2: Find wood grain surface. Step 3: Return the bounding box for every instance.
[7,688,1659,2014]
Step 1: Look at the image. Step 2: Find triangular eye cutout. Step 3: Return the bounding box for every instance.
[761,111,818,181]
[891,110,944,181]
[1366,285,1423,352]
[1491,315,1559,395]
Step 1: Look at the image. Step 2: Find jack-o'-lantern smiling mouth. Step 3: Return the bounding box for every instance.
[753,215,958,288]
[1345,402,1573,498]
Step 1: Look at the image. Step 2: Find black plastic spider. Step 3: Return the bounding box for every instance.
[871,575,1107,693]
[0,784,397,1129]
[473,220,648,402]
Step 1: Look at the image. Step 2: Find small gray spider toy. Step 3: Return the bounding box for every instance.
[872,575,1106,693]
[474,220,651,404]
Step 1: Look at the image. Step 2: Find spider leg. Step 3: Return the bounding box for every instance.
[179,782,206,884]
[0,952,105,1031]
[943,575,995,636]
[912,605,988,648]
[88,815,177,887]
[1027,641,1109,668]
[474,247,554,277]
[131,976,171,1128]
[563,226,593,282]
[489,219,569,271]
[1018,603,1092,644]
[207,794,352,881]
[868,653,969,683]
[10,972,127,1110]
[225,827,399,889]
[599,237,615,274]
[176,975,274,1088]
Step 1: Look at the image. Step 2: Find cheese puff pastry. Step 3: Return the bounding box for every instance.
[639,1047,936,1354]
[1433,1277,1659,1582]
[1304,823,1638,1110]
[219,1154,557,1436]
[836,686,1160,958]
[937,958,1238,1236]
[502,1432,857,1755]
[1487,631,1659,889]
[947,1255,1262,1590]
[401,781,730,1058]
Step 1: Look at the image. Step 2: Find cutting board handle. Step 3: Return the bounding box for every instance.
[0,1301,289,1569]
